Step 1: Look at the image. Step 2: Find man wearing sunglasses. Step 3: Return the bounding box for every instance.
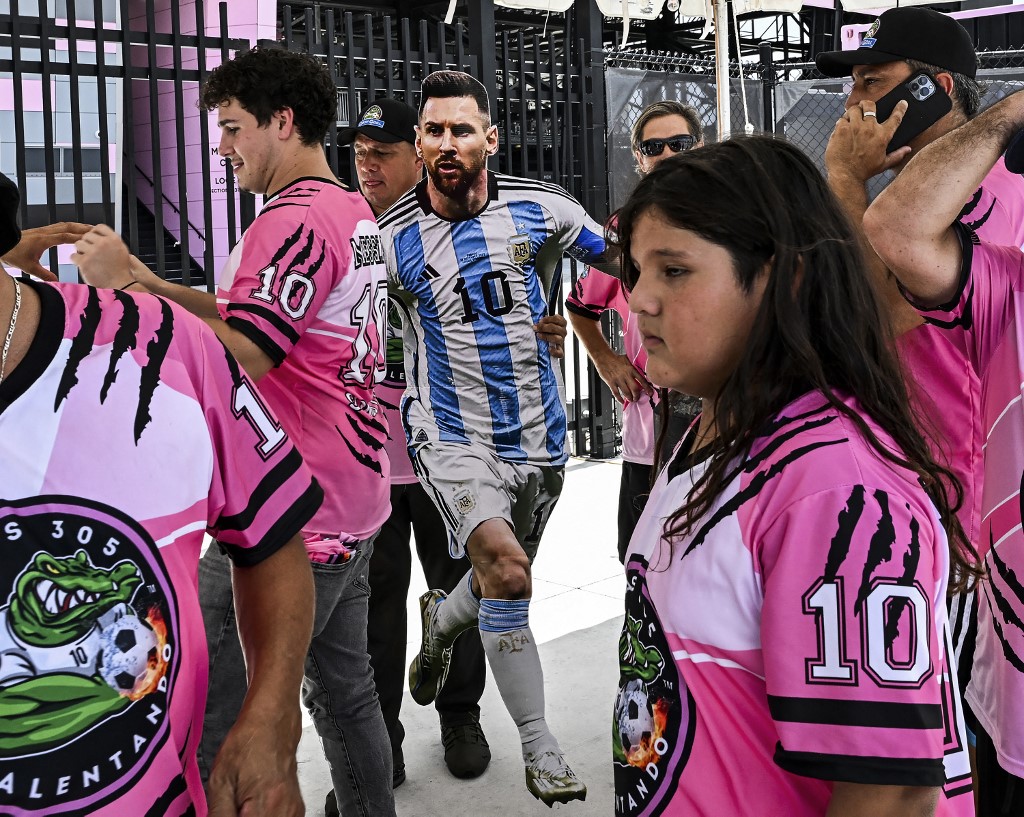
[567,101,703,562]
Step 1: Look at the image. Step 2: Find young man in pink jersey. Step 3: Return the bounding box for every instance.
[866,88,1024,817]
[567,100,703,562]
[72,47,395,817]
[0,172,316,816]
[613,136,977,817]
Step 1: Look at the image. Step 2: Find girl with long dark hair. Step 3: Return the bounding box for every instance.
[612,136,978,817]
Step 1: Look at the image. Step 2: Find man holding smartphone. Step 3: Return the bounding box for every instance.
[818,8,1024,813]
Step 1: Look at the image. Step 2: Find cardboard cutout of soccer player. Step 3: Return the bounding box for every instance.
[376,70,611,806]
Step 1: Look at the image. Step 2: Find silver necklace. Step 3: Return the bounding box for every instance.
[0,278,22,385]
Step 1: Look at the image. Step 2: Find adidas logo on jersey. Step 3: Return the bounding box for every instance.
[351,234,385,268]
[415,429,429,443]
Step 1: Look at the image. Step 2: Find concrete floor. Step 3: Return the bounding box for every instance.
[296,456,627,816]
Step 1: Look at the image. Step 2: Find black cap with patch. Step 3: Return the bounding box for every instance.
[0,173,22,258]
[815,7,977,79]
[338,98,418,146]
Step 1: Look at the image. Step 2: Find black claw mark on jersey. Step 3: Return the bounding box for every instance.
[291,228,316,269]
[823,485,866,582]
[883,509,922,652]
[222,342,243,387]
[359,410,388,438]
[306,241,326,278]
[269,224,305,267]
[346,413,385,450]
[991,533,1024,613]
[681,438,846,560]
[135,300,174,443]
[100,291,141,403]
[55,286,102,410]
[856,490,896,614]
[337,423,384,475]
[983,579,1024,674]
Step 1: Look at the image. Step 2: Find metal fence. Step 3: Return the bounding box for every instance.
[0,0,247,285]
[278,5,619,458]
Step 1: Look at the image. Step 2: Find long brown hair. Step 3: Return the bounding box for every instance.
[616,135,980,592]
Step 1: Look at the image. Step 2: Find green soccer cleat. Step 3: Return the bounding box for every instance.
[408,589,452,706]
[524,750,588,807]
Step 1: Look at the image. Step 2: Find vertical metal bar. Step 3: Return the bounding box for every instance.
[325,9,339,176]
[547,27,560,188]
[304,7,315,54]
[436,20,447,69]
[145,0,166,276]
[455,21,465,72]
[10,0,29,228]
[401,18,412,108]
[195,0,215,289]
[383,16,394,98]
[93,0,113,227]
[759,41,775,135]
[65,0,86,223]
[170,0,190,285]
[39,7,59,272]
[366,14,377,101]
[219,1,237,250]
[119,0,138,254]
[501,31,512,177]
[517,32,527,178]
[282,3,293,47]
[419,19,429,76]
[345,13,358,146]
[533,33,543,180]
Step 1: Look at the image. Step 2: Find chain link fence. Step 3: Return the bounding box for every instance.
[604,47,1024,208]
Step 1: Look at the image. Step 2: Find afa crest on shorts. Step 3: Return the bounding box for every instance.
[507,234,532,268]
[0,497,179,814]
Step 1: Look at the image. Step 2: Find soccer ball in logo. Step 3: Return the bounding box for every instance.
[616,679,654,756]
[99,614,158,695]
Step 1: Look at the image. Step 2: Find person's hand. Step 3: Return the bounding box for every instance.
[1,221,91,281]
[825,99,911,183]
[535,314,567,358]
[206,708,304,817]
[70,224,134,289]
[595,352,654,404]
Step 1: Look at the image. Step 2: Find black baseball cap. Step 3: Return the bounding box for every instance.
[816,7,977,79]
[0,174,22,257]
[338,98,417,146]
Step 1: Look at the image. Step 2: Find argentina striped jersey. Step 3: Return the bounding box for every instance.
[377,172,606,466]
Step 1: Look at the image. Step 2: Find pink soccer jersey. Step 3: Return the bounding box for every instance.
[0,280,321,816]
[958,156,1024,249]
[566,267,654,465]
[216,177,391,540]
[378,296,416,485]
[898,160,1024,556]
[907,225,1024,776]
[617,391,972,816]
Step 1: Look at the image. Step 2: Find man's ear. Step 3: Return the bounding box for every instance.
[414,125,423,159]
[485,123,499,157]
[273,107,296,140]
[934,72,955,97]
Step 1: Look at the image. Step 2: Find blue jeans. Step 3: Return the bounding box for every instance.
[198,539,395,817]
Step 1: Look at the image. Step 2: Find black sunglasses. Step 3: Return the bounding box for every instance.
[638,134,696,157]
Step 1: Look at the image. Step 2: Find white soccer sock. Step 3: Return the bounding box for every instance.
[432,569,481,643]
[479,598,560,759]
